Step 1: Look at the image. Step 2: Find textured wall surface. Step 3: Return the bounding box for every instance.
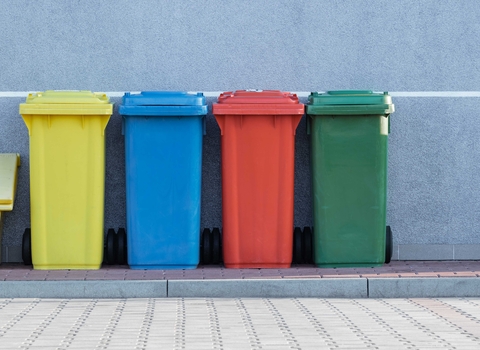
[388,97,480,245]
[1,1,480,91]
[1,1,480,260]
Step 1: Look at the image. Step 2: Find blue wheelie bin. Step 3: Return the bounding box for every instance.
[120,91,207,269]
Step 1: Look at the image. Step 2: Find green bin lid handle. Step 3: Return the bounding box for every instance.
[326,90,373,95]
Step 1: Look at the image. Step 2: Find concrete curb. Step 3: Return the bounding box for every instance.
[368,277,480,298]
[1,278,480,298]
[0,281,167,298]
[168,278,367,298]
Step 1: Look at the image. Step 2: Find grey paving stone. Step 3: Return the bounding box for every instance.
[454,245,480,260]
[398,244,454,260]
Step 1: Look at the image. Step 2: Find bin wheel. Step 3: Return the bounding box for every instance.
[22,228,32,266]
[303,227,313,264]
[116,228,127,265]
[201,228,212,265]
[105,228,117,265]
[211,228,222,265]
[293,227,303,264]
[385,226,393,264]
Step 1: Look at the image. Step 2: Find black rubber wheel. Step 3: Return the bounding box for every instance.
[385,226,393,264]
[293,227,303,264]
[211,228,222,265]
[22,228,32,266]
[303,227,313,264]
[105,228,117,265]
[201,228,212,265]
[116,228,127,265]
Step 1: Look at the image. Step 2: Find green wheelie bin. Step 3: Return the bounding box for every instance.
[306,90,395,267]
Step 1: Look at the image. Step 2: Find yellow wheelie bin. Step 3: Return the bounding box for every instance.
[19,91,113,270]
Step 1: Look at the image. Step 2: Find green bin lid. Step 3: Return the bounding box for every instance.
[19,90,113,115]
[306,90,394,116]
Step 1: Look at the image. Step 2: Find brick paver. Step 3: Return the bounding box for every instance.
[0,261,479,281]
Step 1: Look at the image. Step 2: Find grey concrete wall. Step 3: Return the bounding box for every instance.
[1,0,480,261]
[388,97,480,259]
[2,1,480,91]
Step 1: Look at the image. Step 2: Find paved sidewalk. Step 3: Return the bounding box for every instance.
[0,297,480,349]
[1,261,479,280]
[0,261,479,298]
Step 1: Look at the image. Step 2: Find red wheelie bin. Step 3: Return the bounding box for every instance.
[213,90,304,268]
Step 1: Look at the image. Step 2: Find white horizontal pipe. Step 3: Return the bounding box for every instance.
[2,91,480,98]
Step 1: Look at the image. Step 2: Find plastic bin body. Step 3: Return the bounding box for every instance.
[307,91,394,267]
[213,90,304,268]
[120,91,207,269]
[19,91,112,270]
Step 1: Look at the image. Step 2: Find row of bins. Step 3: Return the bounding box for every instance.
[18,90,394,270]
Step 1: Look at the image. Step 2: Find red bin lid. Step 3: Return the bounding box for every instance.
[213,90,304,115]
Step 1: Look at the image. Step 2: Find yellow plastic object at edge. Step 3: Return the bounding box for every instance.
[0,153,20,211]
[0,154,21,211]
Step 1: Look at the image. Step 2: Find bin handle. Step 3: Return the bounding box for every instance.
[21,115,110,135]
[292,114,303,136]
[21,115,54,133]
[100,115,110,136]
[21,116,32,135]
[215,114,302,135]
[215,115,225,135]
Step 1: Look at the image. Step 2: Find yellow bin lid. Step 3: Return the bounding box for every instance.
[19,90,113,115]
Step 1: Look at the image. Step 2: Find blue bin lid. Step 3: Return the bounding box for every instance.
[119,91,208,116]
